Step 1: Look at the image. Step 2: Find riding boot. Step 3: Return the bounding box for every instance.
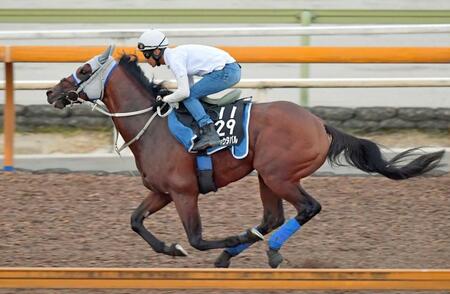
[192,123,221,151]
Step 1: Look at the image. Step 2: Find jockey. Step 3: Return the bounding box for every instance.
[137,29,241,152]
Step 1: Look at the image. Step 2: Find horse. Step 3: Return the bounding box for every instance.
[46,46,444,268]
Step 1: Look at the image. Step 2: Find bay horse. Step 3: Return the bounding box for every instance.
[46,46,444,268]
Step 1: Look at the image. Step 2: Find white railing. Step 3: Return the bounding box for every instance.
[3,78,450,104]
[3,78,450,91]
[1,24,450,40]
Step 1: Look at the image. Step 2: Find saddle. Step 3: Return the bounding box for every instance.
[201,88,243,106]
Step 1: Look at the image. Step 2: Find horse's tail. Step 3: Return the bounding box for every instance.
[324,124,445,180]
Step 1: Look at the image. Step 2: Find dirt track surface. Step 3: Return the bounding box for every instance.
[0,172,449,294]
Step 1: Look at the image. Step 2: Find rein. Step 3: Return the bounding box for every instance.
[77,98,172,154]
[68,56,173,154]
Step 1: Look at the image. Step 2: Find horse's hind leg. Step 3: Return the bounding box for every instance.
[214,175,285,268]
[130,191,188,257]
[264,182,321,268]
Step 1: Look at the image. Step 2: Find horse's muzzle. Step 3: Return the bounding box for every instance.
[46,90,70,109]
[53,98,71,109]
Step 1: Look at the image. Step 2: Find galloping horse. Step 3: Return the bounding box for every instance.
[46,46,444,268]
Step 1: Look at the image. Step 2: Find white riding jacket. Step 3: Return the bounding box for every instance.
[162,45,236,103]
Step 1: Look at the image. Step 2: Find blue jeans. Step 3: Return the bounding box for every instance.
[183,62,241,127]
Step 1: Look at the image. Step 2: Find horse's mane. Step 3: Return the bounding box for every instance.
[118,54,172,98]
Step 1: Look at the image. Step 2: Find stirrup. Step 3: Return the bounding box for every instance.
[192,138,221,151]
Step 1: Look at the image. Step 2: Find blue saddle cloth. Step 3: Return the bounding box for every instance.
[167,98,252,159]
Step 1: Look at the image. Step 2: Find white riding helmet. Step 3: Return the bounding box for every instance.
[137,29,169,51]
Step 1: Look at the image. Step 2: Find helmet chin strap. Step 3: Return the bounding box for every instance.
[152,48,165,66]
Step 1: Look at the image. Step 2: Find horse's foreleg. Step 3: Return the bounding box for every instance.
[266,183,321,268]
[130,191,188,257]
[172,193,263,252]
[214,175,285,268]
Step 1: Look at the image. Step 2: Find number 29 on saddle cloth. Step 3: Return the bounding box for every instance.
[167,98,252,159]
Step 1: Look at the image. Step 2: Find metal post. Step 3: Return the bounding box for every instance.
[3,58,15,171]
[300,11,312,106]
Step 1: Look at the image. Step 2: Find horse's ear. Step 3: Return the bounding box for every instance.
[128,54,138,63]
[98,45,115,64]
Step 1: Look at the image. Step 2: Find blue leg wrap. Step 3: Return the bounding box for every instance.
[224,228,260,257]
[268,218,301,250]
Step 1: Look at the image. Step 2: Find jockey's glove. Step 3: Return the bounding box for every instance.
[152,98,164,111]
[152,96,179,111]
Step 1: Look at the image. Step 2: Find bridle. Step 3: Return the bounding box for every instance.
[55,56,117,106]
[56,78,80,106]
[57,52,172,154]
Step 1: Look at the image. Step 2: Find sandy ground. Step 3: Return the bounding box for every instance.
[0,171,449,294]
[0,131,112,154]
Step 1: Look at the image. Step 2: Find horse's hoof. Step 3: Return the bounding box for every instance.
[250,228,264,241]
[168,243,188,257]
[214,251,232,268]
[267,249,283,268]
[174,244,189,256]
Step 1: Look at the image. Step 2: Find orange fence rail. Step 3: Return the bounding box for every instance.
[1,46,450,63]
[1,268,450,290]
[2,45,450,171]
